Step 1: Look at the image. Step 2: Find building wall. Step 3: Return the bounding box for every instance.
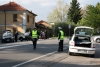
[0,13,5,25]
[0,11,35,36]
[26,12,35,29]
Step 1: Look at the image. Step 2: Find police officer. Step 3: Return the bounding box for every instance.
[30,27,39,50]
[58,27,64,52]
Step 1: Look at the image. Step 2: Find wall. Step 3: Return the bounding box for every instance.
[0,11,35,36]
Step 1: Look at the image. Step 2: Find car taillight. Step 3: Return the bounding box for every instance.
[70,42,75,46]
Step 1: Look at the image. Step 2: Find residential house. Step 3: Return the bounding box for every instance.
[0,1,37,36]
[36,20,52,38]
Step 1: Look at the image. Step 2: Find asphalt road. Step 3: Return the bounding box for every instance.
[0,38,100,67]
[0,38,68,67]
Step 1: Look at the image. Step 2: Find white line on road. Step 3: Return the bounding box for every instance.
[12,48,67,67]
[12,51,57,67]
[0,42,41,49]
[0,44,29,49]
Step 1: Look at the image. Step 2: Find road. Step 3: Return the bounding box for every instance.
[0,38,100,67]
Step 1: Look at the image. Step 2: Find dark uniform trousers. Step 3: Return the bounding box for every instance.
[32,38,37,49]
[58,40,63,51]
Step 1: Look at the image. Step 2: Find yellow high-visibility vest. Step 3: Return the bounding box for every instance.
[59,30,64,40]
[32,30,38,38]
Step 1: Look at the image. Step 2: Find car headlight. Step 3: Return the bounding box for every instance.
[2,37,5,39]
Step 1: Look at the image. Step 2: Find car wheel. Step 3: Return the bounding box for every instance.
[68,51,73,55]
[96,38,100,43]
[2,40,4,43]
[20,38,23,42]
[12,39,14,42]
[19,37,23,42]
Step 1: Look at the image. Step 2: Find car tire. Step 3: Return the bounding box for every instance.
[68,51,73,55]
[2,40,4,43]
[96,38,100,43]
[19,37,23,42]
[12,39,14,42]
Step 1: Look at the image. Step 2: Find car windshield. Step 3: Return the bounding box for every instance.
[3,32,12,37]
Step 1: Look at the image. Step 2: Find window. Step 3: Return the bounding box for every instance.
[27,15,29,22]
[13,14,17,22]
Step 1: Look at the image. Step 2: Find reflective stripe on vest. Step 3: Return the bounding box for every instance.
[32,30,38,38]
[60,30,64,40]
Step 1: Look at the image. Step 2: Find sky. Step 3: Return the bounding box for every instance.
[0,0,100,22]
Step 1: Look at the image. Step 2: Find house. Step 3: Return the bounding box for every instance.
[36,20,51,31]
[0,1,37,36]
[36,20,52,38]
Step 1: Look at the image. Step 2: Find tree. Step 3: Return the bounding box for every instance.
[79,2,100,29]
[67,0,82,24]
[81,5,88,17]
[47,0,69,23]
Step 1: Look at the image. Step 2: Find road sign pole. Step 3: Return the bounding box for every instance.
[69,28,70,36]
[68,24,71,37]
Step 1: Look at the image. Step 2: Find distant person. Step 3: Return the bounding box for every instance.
[45,30,47,39]
[30,27,39,50]
[41,31,45,39]
[58,27,64,52]
[97,28,100,35]
[40,31,43,39]
[14,30,19,42]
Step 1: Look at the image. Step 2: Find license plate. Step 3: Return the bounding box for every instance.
[7,39,10,41]
[78,49,87,52]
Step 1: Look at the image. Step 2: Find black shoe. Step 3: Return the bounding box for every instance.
[61,50,63,51]
[58,50,60,52]
[61,50,63,52]
[33,48,36,50]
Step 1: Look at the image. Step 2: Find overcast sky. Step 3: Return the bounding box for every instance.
[0,0,99,22]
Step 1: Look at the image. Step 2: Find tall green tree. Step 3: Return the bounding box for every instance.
[67,0,82,24]
[79,2,100,29]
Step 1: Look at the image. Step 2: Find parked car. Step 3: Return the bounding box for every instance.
[68,26,96,57]
[93,36,100,43]
[1,30,14,43]
[18,32,31,42]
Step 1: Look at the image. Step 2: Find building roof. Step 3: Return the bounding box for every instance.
[37,20,51,28]
[0,1,37,16]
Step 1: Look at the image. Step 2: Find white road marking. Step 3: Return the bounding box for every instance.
[12,51,57,67]
[0,44,29,49]
[0,42,40,49]
[12,48,67,67]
